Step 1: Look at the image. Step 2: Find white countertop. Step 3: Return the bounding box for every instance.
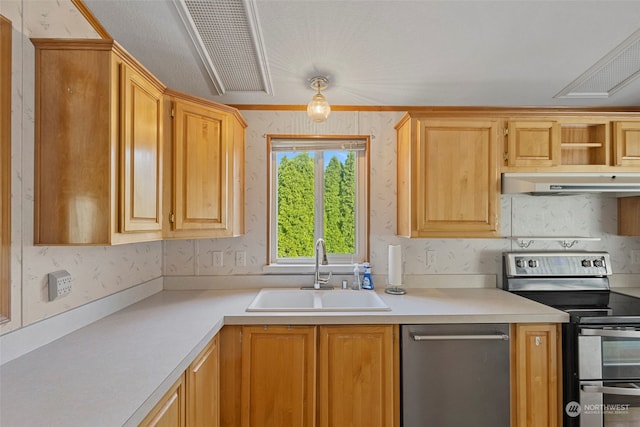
[0,287,568,427]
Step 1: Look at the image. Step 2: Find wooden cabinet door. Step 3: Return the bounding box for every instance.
[241,326,316,427]
[613,121,640,166]
[0,15,11,321]
[186,335,220,427]
[619,196,640,236]
[120,63,163,233]
[318,325,398,427]
[511,323,560,427]
[172,99,230,234]
[139,375,186,427]
[507,120,561,167]
[411,118,500,237]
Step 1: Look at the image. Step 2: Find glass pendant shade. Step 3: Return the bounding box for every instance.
[307,92,331,123]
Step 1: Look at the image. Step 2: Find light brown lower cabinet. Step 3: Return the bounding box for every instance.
[318,325,398,427]
[241,325,317,427]
[139,375,186,427]
[186,335,220,427]
[140,334,219,427]
[221,324,399,427]
[511,323,561,427]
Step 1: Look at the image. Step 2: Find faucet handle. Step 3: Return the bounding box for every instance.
[317,271,332,284]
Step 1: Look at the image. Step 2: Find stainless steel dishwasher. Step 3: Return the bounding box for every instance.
[401,324,510,427]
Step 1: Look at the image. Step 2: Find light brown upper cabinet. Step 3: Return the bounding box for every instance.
[613,121,640,167]
[506,119,612,169]
[507,120,561,167]
[163,90,246,239]
[619,196,640,236]
[396,114,501,238]
[504,116,640,171]
[1,15,12,322]
[33,39,164,245]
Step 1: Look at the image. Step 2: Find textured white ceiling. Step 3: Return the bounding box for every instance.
[59,1,640,107]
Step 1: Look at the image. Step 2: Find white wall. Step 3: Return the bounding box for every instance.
[164,109,640,288]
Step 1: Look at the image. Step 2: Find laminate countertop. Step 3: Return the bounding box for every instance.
[0,287,568,427]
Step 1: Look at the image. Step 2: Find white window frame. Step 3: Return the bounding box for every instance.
[266,135,369,271]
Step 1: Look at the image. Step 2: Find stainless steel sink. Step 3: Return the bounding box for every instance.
[246,289,390,312]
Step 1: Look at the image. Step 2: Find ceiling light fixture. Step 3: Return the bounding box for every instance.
[307,76,331,123]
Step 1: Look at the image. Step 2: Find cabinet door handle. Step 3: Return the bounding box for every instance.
[411,333,509,341]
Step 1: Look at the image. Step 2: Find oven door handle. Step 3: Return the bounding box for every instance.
[582,384,640,396]
[580,328,640,338]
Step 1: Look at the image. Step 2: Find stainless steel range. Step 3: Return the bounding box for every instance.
[503,251,640,427]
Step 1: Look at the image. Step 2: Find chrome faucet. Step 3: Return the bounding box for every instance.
[314,238,332,289]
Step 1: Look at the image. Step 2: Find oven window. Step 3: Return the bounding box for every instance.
[602,338,640,379]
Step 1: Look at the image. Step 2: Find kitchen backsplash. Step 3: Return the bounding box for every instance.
[164,110,640,284]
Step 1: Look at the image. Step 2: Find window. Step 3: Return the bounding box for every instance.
[268,136,369,267]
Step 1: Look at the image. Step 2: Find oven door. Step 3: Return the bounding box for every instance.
[578,327,640,426]
[579,381,640,427]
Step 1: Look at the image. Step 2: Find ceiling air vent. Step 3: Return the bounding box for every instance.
[174,0,273,96]
[554,27,640,99]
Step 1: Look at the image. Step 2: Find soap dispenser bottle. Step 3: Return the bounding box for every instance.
[361,262,374,290]
[352,263,361,290]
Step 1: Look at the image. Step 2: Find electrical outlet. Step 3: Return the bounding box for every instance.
[632,250,640,265]
[236,251,246,267]
[48,270,72,301]
[213,251,224,267]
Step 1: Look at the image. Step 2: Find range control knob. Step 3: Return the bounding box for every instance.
[581,260,592,267]
[528,259,539,268]
[516,259,527,268]
[593,258,605,268]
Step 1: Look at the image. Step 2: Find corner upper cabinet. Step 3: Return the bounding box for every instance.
[33,39,164,245]
[163,90,246,239]
[396,114,500,238]
[613,121,640,167]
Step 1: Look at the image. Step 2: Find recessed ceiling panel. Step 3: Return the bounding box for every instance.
[175,0,273,95]
[555,27,640,99]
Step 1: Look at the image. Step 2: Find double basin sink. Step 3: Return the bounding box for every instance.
[246,288,391,312]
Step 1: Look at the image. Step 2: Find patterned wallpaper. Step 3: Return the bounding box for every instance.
[164,110,640,285]
[1,1,163,335]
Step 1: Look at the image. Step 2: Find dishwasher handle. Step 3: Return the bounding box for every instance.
[411,333,509,341]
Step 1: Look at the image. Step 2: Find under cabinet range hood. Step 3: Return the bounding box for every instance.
[502,172,640,196]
